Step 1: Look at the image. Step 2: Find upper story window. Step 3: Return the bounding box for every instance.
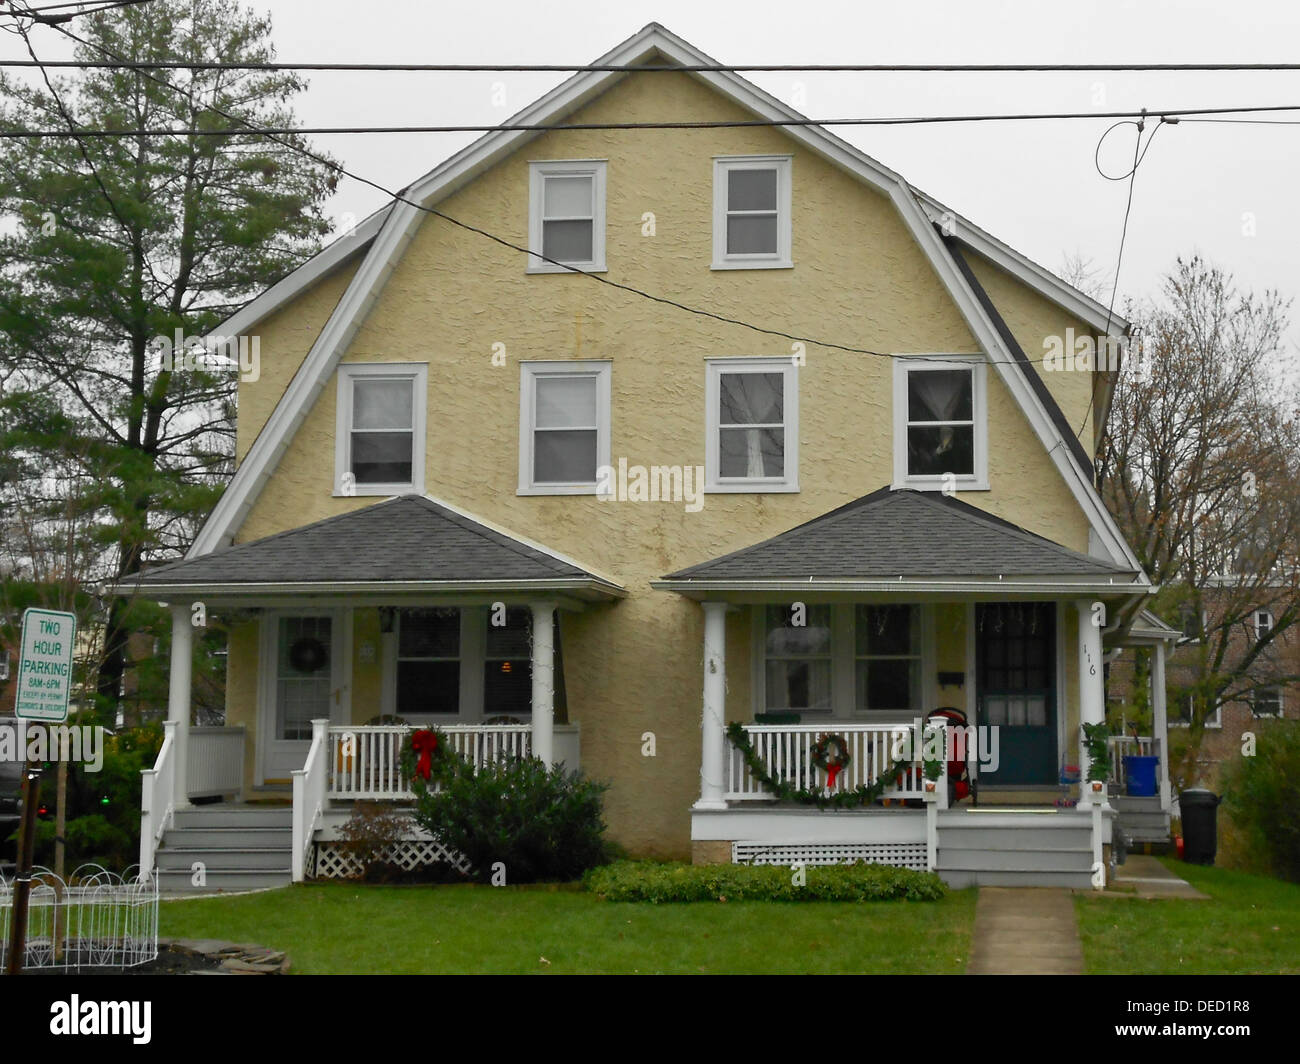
[712,156,792,270]
[892,357,988,491]
[528,161,607,273]
[1171,693,1222,729]
[1254,608,1274,639]
[518,360,611,495]
[1252,686,1283,718]
[705,357,799,492]
[334,363,427,496]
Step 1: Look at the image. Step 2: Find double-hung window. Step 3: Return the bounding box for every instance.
[712,156,792,269]
[705,358,798,491]
[1254,608,1274,640]
[518,361,611,494]
[1252,686,1283,718]
[396,608,462,717]
[893,357,987,490]
[334,363,427,496]
[854,605,921,712]
[528,161,607,272]
[763,605,832,715]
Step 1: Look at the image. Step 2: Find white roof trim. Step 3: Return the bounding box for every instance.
[651,577,1154,595]
[189,22,1147,575]
[206,205,389,340]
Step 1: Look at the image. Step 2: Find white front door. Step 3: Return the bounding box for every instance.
[259,611,348,784]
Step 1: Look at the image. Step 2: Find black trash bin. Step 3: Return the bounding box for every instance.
[1180,788,1221,864]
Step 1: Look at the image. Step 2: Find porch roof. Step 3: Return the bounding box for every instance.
[655,487,1147,598]
[123,495,625,603]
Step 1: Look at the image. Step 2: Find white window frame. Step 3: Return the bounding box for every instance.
[527,160,607,274]
[705,357,799,493]
[0,649,8,682]
[712,155,793,270]
[1171,694,1222,729]
[892,355,989,491]
[334,363,427,497]
[1254,608,1274,640]
[517,360,612,495]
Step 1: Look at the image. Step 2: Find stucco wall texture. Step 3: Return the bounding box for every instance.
[224,71,1106,856]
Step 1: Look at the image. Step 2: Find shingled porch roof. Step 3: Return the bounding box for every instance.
[655,487,1146,598]
[124,495,624,603]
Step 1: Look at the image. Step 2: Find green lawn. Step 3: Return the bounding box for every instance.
[160,880,977,974]
[1076,860,1300,974]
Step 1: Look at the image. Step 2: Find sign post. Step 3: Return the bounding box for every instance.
[7,607,76,975]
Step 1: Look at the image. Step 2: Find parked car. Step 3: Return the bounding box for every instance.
[0,717,22,846]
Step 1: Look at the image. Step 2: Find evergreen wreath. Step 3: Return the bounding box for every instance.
[288,635,328,673]
[811,732,852,788]
[726,722,913,810]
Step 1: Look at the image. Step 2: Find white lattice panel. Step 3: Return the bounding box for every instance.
[311,840,471,879]
[732,841,928,871]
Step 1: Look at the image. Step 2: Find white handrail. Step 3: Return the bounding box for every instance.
[327,723,533,800]
[291,719,330,883]
[138,721,177,881]
[726,721,928,801]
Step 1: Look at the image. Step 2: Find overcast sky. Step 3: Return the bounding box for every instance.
[10,0,1300,356]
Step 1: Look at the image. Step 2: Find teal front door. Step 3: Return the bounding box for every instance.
[976,603,1057,786]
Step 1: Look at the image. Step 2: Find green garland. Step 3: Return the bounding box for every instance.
[727,722,917,809]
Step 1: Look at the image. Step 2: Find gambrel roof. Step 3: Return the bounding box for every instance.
[189,23,1146,583]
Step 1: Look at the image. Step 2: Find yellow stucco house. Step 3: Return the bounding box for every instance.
[128,24,1176,893]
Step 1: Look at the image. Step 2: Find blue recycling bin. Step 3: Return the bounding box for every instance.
[1123,755,1159,797]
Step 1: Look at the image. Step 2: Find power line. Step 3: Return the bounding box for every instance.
[3,56,1300,72]
[22,15,1133,374]
[4,103,1300,138]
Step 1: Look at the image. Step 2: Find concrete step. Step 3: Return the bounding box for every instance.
[937,825,1093,851]
[156,847,291,872]
[940,867,1095,889]
[162,826,291,850]
[156,867,291,893]
[939,846,1092,872]
[173,806,291,830]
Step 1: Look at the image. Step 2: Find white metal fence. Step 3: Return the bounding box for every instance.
[0,865,159,971]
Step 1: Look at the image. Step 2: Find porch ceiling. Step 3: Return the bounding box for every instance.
[120,494,625,604]
[655,487,1149,599]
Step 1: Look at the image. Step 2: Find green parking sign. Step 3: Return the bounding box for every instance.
[15,607,77,723]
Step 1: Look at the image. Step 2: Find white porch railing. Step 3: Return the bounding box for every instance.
[187,726,245,799]
[726,723,927,802]
[326,724,533,800]
[1108,735,1158,790]
[138,721,177,880]
[291,720,330,883]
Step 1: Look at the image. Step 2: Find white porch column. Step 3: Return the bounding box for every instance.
[696,601,728,810]
[530,602,556,767]
[1152,640,1172,811]
[167,603,193,808]
[1075,600,1106,808]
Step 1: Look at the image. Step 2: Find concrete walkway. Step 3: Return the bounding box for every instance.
[1111,855,1210,899]
[967,888,1084,975]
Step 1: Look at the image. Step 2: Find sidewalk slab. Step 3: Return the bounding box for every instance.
[1112,855,1209,899]
[967,887,1084,975]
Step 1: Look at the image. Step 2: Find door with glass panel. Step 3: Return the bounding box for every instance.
[976,603,1056,785]
[263,614,338,782]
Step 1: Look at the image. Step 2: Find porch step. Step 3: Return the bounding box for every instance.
[155,804,293,892]
[940,847,1092,872]
[154,868,292,893]
[941,868,1095,889]
[936,811,1094,888]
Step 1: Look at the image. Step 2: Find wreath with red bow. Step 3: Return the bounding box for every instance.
[811,732,852,788]
[409,729,440,782]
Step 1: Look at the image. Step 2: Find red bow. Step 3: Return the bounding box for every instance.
[826,763,843,788]
[411,729,438,781]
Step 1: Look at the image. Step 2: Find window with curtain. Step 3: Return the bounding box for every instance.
[350,376,414,485]
[519,361,610,493]
[906,368,974,476]
[528,161,606,271]
[764,605,832,714]
[397,608,460,716]
[854,605,920,711]
[706,359,798,489]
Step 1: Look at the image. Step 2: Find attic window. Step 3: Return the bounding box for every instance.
[712,156,792,269]
[892,357,988,491]
[334,363,427,497]
[528,161,607,273]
